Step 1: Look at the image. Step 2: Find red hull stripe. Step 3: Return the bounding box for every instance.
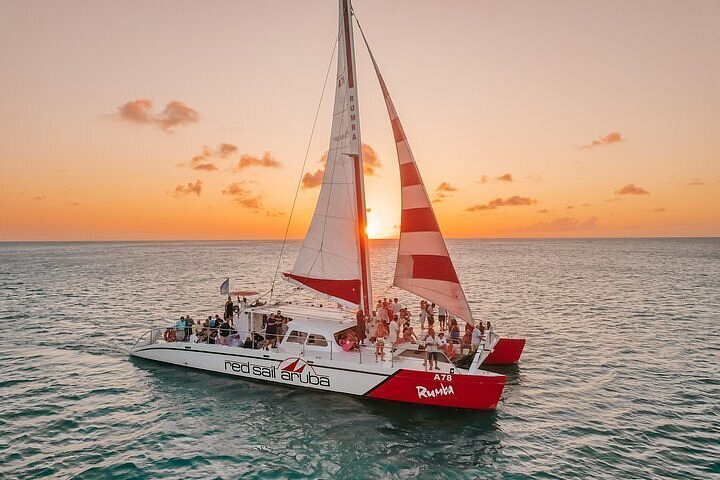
[401,207,440,233]
[399,162,422,187]
[411,255,460,283]
[283,273,360,305]
[483,338,526,365]
[366,369,505,410]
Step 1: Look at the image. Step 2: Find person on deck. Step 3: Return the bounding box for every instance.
[425,328,440,370]
[175,316,186,342]
[224,296,234,320]
[426,303,436,330]
[419,300,427,331]
[184,315,194,340]
[402,325,418,344]
[438,306,447,332]
[242,336,253,349]
[356,309,366,346]
[388,316,400,352]
[391,298,403,318]
[217,318,230,345]
[471,323,484,353]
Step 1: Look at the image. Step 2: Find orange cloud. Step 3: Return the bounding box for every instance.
[302,169,324,189]
[155,101,199,132]
[301,144,379,190]
[436,182,458,193]
[615,184,649,195]
[497,173,513,182]
[466,196,537,212]
[518,217,598,232]
[114,99,199,132]
[117,99,153,123]
[188,155,218,171]
[537,209,549,213]
[236,152,281,170]
[362,144,381,175]
[582,132,624,149]
[222,182,263,211]
[687,178,705,186]
[173,180,202,196]
[475,175,489,184]
[654,207,667,212]
[433,182,458,203]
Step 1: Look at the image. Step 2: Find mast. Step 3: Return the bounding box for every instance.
[283,0,371,313]
[342,0,372,317]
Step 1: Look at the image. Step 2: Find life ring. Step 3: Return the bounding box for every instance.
[164,328,177,343]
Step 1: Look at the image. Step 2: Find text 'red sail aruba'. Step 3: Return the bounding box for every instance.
[360,29,474,324]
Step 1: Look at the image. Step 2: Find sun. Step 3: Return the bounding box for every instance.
[366,220,383,239]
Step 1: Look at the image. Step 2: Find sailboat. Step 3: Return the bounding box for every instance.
[130,0,524,410]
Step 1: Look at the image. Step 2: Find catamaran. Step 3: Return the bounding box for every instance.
[130,0,524,410]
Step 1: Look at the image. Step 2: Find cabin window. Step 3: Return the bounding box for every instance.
[286,330,308,344]
[306,334,328,347]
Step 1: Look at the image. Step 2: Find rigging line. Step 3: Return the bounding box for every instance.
[269,33,340,302]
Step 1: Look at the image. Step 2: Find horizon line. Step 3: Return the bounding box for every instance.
[1,235,718,244]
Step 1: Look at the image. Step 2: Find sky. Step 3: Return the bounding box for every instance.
[1,0,719,241]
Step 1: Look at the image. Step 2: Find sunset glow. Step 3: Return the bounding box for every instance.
[1,1,718,241]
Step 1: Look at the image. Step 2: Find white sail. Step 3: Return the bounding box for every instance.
[284,0,372,311]
[359,29,474,323]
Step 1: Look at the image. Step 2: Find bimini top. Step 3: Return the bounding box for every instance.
[247,303,355,324]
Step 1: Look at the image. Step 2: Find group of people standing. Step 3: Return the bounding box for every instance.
[353,297,494,369]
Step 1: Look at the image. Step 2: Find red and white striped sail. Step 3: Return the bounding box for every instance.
[284,0,372,311]
[361,35,474,323]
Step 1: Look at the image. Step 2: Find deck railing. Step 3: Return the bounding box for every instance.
[131,324,466,371]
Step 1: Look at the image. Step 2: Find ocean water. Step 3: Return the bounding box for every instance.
[0,239,718,479]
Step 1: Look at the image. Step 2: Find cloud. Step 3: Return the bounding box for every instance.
[117,99,153,123]
[189,155,218,171]
[173,180,202,197]
[654,207,667,212]
[475,175,489,184]
[32,195,46,201]
[236,152,281,170]
[155,101,199,132]
[466,196,537,212]
[302,169,324,189]
[537,209,549,213]
[518,217,598,233]
[582,132,624,149]
[301,144,378,189]
[686,178,704,186]
[222,182,263,211]
[436,182,458,193]
[113,99,199,132]
[433,182,458,203]
[266,210,285,217]
[615,183,650,195]
[566,205,574,209]
[362,144,381,175]
[497,173,513,182]
[183,143,240,171]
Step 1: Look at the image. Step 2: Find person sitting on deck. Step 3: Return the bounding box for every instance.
[338,333,357,352]
[401,325,418,344]
[462,322,474,353]
[242,336,253,349]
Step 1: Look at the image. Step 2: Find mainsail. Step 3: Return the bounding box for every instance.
[284,0,372,313]
[359,28,474,323]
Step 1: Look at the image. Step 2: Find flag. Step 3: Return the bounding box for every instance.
[220,278,229,295]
